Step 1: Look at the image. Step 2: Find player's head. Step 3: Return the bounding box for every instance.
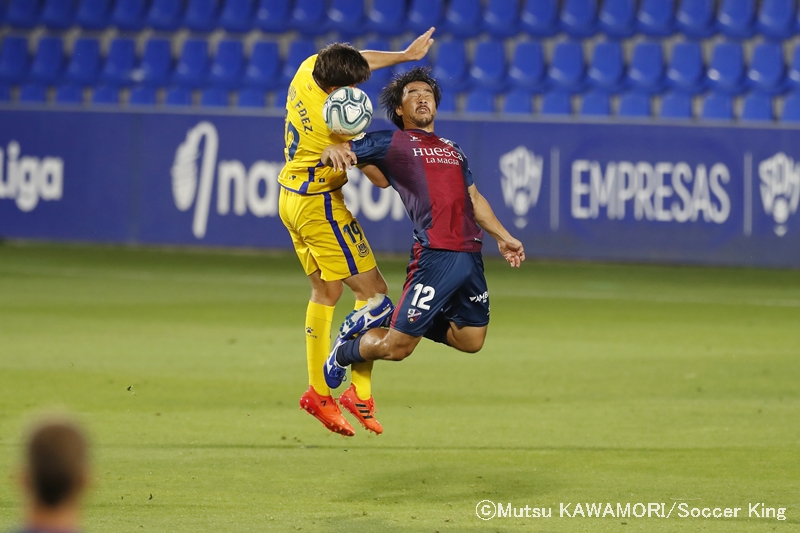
[23,416,89,509]
[381,67,442,130]
[313,43,371,92]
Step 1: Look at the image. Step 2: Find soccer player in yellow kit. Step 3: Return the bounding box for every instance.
[279,29,435,436]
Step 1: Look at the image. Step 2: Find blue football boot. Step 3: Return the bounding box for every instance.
[339,293,394,341]
[324,336,348,389]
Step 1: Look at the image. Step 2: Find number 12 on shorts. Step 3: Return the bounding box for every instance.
[411,284,435,310]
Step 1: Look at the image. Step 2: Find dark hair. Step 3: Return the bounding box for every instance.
[380,67,442,130]
[27,418,88,507]
[313,43,371,91]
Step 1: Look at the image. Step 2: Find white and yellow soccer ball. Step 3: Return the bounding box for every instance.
[322,86,373,136]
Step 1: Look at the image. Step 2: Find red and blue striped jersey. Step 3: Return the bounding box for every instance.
[350,129,483,252]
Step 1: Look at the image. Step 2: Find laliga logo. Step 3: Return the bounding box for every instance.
[758,152,800,237]
[172,122,282,238]
[499,146,543,228]
[0,141,63,212]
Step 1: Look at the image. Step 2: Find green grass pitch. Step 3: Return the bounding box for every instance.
[0,242,798,532]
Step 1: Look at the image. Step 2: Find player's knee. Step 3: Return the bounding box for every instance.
[311,283,343,305]
[386,344,414,361]
[459,336,484,354]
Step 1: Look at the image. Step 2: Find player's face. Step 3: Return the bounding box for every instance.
[398,81,437,130]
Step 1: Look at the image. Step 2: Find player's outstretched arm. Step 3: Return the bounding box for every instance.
[360,28,435,71]
[468,184,526,268]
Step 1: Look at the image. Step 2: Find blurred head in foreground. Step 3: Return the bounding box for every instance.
[19,416,89,533]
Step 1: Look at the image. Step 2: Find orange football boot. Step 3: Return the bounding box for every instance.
[338,384,383,435]
[299,386,355,437]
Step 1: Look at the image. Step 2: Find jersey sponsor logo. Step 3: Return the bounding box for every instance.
[469,291,489,304]
[758,152,800,236]
[172,122,283,239]
[571,159,731,225]
[499,146,544,229]
[0,140,64,212]
[407,308,422,323]
[411,146,464,162]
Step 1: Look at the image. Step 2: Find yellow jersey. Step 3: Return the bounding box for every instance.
[278,55,355,195]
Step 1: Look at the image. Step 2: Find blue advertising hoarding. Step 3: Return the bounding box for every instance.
[0,108,798,267]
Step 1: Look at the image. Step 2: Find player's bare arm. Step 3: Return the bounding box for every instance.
[321,142,357,172]
[360,27,435,70]
[360,165,390,189]
[468,184,526,268]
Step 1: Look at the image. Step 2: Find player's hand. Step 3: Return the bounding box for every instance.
[498,237,525,268]
[402,27,435,62]
[321,143,357,172]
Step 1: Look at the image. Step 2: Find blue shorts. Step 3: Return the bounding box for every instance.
[390,243,490,337]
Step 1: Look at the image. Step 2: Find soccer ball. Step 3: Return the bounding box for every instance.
[322,87,373,136]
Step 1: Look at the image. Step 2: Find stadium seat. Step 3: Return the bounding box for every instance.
[508,41,545,92]
[599,0,636,37]
[788,46,800,90]
[64,38,100,86]
[393,38,430,76]
[281,40,316,87]
[289,0,328,36]
[741,92,773,120]
[238,87,265,107]
[41,0,77,29]
[173,40,208,89]
[717,0,756,38]
[541,92,572,115]
[468,41,507,92]
[328,0,365,37]
[0,36,29,85]
[521,0,558,36]
[0,1,4,25]
[408,0,443,33]
[243,41,279,90]
[129,85,157,105]
[580,91,610,116]
[626,41,664,94]
[0,84,10,102]
[111,0,147,30]
[146,0,184,30]
[547,41,585,93]
[92,85,119,104]
[588,41,625,92]
[133,39,172,87]
[677,0,716,37]
[255,0,290,32]
[484,0,520,38]
[201,86,228,106]
[165,86,193,105]
[666,42,705,94]
[503,89,533,114]
[560,0,598,37]
[438,90,457,112]
[6,0,40,28]
[101,38,136,87]
[209,40,243,89]
[707,42,744,94]
[55,84,83,104]
[619,92,651,117]
[637,0,675,36]
[747,43,786,94]
[659,91,694,118]
[701,92,734,120]
[756,0,794,40]
[465,89,495,113]
[432,41,468,91]
[76,0,112,29]
[19,84,47,103]
[30,37,64,86]
[443,0,481,38]
[367,0,406,36]
[780,92,800,121]
[184,0,220,32]
[220,0,254,32]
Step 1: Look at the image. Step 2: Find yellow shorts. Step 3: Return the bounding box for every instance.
[279,187,377,281]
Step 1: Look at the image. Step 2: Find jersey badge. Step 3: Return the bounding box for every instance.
[407,308,422,323]
[356,241,370,258]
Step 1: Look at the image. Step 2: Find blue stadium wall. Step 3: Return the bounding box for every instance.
[1,108,799,268]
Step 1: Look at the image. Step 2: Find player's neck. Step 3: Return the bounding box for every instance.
[403,121,434,133]
[26,500,81,533]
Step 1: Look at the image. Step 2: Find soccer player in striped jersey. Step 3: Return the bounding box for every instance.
[321,68,525,400]
[279,31,435,436]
